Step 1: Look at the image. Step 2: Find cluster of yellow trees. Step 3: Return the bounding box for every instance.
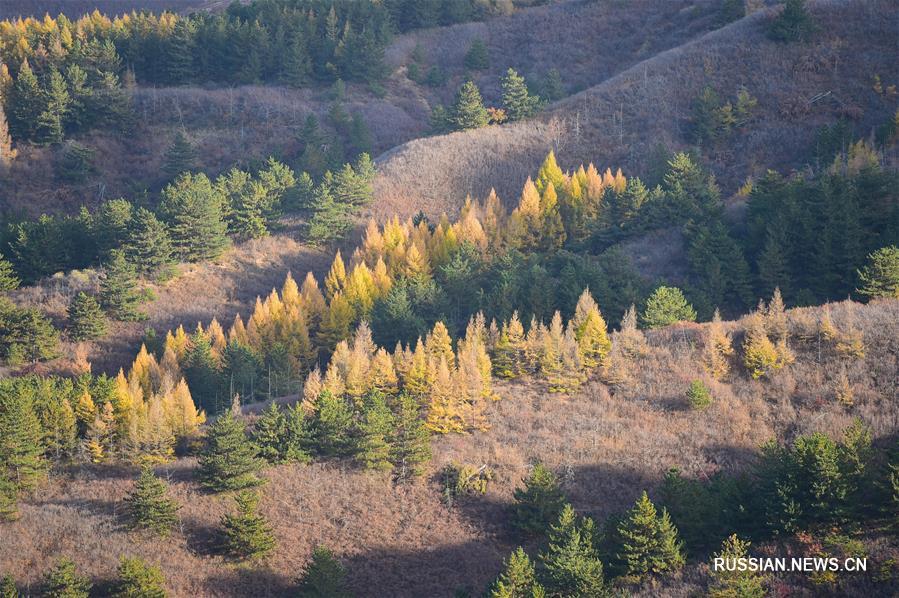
[78,345,205,463]
[303,318,494,434]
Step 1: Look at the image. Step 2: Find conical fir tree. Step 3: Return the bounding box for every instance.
[99,249,144,321]
[252,402,288,464]
[160,173,229,262]
[0,573,17,597]
[452,81,489,130]
[0,102,16,171]
[357,390,394,471]
[615,491,685,578]
[162,131,197,179]
[501,68,540,122]
[709,535,766,598]
[113,557,166,598]
[124,466,180,536]
[511,462,566,535]
[42,558,91,598]
[197,411,263,492]
[67,292,107,341]
[126,208,175,279]
[0,470,18,521]
[297,546,350,598]
[490,547,545,598]
[389,392,431,481]
[0,384,47,493]
[220,490,276,560]
[0,253,18,292]
[9,60,43,140]
[37,68,70,144]
[539,504,607,597]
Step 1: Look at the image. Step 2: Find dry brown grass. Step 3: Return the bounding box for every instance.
[2,299,896,596]
[373,0,899,219]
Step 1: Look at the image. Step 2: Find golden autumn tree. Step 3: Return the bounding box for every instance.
[324,250,347,300]
[571,289,612,368]
[702,309,734,380]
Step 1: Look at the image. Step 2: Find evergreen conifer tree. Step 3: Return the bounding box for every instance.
[539,505,607,597]
[768,0,815,42]
[0,471,18,521]
[310,391,355,458]
[501,68,540,122]
[709,535,767,598]
[389,392,431,481]
[197,411,263,492]
[464,39,489,71]
[162,132,197,180]
[160,173,229,262]
[452,81,489,130]
[37,69,70,144]
[0,573,17,598]
[124,466,180,536]
[490,547,545,598]
[0,254,18,292]
[126,208,175,280]
[856,246,899,299]
[9,60,43,140]
[67,292,107,341]
[113,557,166,598]
[0,382,47,492]
[220,490,276,560]
[511,462,566,535]
[42,559,91,598]
[297,546,350,598]
[641,286,696,329]
[541,68,564,102]
[615,491,685,578]
[357,391,394,471]
[99,249,144,321]
[685,379,713,410]
[252,402,288,464]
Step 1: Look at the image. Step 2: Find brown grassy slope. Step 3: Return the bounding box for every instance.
[373,0,899,219]
[385,0,728,105]
[1,298,896,597]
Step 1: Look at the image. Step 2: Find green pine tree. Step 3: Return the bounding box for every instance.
[389,392,431,481]
[0,573,17,598]
[539,504,607,597]
[856,245,899,299]
[511,462,566,535]
[42,558,91,598]
[253,402,288,464]
[768,0,815,42]
[501,68,540,122]
[0,380,47,492]
[541,69,564,102]
[9,60,43,140]
[641,286,696,329]
[162,132,197,180]
[709,535,767,598]
[282,403,312,464]
[452,81,489,131]
[125,208,175,280]
[615,491,685,578]
[357,391,394,471]
[685,379,713,410]
[56,141,95,183]
[0,470,18,522]
[124,466,180,536]
[99,249,144,321]
[37,68,70,144]
[67,292,107,341]
[0,298,60,364]
[306,180,354,244]
[113,557,166,598]
[463,39,489,71]
[0,254,20,292]
[309,391,355,458]
[490,547,545,598]
[297,546,350,598]
[197,411,263,492]
[159,173,229,262]
[220,490,276,560]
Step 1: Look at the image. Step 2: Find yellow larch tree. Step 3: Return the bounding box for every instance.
[426,356,466,434]
[368,348,399,395]
[325,249,347,300]
[702,309,734,380]
[571,288,612,368]
[425,321,455,369]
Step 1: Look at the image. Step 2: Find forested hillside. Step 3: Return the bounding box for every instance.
[0,0,897,596]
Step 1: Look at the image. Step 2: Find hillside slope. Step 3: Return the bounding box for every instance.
[373,0,898,218]
[1,298,896,597]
